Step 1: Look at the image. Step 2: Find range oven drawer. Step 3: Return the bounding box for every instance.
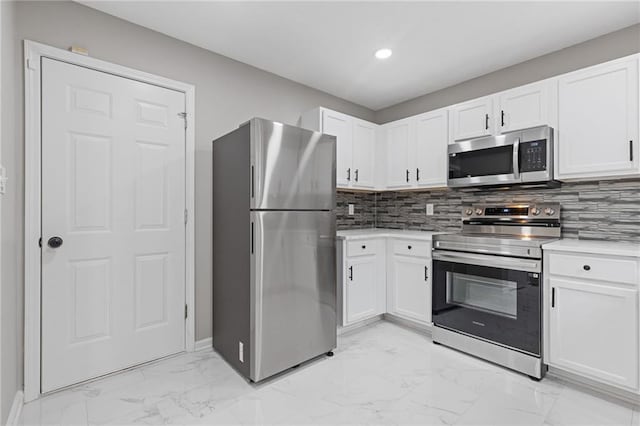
[432,253,542,356]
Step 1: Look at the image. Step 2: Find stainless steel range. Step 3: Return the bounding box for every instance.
[431,203,561,379]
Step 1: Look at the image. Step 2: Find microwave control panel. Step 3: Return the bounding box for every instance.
[519,140,547,172]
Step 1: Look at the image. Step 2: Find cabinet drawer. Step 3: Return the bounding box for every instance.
[393,240,430,258]
[548,253,639,285]
[346,239,377,257]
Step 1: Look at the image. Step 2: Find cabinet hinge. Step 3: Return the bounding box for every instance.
[178,112,187,129]
[185,304,188,319]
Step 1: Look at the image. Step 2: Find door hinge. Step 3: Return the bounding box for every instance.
[178,112,187,129]
[184,209,188,225]
[185,304,188,319]
[26,57,38,71]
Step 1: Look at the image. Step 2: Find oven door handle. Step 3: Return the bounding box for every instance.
[433,250,541,273]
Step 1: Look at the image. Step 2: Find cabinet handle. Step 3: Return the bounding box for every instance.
[630,141,634,162]
[424,266,429,281]
[583,265,591,271]
[485,113,489,130]
[551,287,555,308]
[416,168,420,181]
[501,110,505,127]
[355,169,359,182]
[406,169,409,182]
[348,266,353,281]
[361,245,366,249]
[347,168,351,181]
[408,245,412,250]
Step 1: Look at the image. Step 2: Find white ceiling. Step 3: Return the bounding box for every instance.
[79,1,640,110]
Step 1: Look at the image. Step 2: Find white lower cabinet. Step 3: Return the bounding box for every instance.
[544,245,640,393]
[339,234,433,329]
[387,253,431,324]
[340,238,386,326]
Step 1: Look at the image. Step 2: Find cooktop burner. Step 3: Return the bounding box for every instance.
[433,203,561,258]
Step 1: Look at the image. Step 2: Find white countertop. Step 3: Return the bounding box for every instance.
[337,228,446,241]
[542,239,640,258]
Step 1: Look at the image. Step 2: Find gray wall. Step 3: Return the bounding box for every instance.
[1,1,373,412]
[375,24,640,124]
[1,1,21,422]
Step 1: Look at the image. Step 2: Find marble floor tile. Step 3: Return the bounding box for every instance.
[18,321,638,426]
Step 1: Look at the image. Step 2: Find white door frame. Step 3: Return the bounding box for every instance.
[23,40,196,402]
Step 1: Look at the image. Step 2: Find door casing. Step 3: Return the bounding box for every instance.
[23,40,196,402]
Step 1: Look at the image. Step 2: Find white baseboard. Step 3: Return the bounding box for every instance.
[548,367,640,407]
[194,337,212,352]
[383,314,432,335]
[6,390,24,426]
[337,315,384,336]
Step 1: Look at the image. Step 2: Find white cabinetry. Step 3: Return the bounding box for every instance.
[387,239,432,325]
[450,81,556,143]
[497,80,555,133]
[339,238,386,326]
[544,243,640,393]
[383,109,448,189]
[556,57,639,180]
[450,96,493,142]
[384,119,413,189]
[301,107,378,190]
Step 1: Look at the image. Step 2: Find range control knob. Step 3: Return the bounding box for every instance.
[531,207,541,216]
[544,207,556,216]
[475,208,483,215]
[465,208,474,216]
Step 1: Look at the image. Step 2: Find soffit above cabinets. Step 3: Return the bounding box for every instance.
[77,1,639,110]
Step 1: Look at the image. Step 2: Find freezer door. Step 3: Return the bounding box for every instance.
[250,211,337,381]
[251,118,336,210]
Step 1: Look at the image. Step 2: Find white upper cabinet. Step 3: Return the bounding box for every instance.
[556,57,639,180]
[321,109,353,187]
[352,119,376,189]
[301,107,379,190]
[414,109,448,188]
[385,119,413,189]
[497,80,556,133]
[450,96,493,142]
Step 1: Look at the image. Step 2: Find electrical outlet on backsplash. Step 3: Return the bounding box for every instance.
[337,178,640,242]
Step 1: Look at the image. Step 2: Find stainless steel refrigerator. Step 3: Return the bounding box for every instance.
[212,118,337,382]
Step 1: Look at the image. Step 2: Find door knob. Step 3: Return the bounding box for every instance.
[48,236,63,249]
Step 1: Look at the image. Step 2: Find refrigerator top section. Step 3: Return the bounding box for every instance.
[249,118,336,211]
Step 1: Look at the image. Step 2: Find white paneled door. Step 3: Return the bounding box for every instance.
[41,58,186,393]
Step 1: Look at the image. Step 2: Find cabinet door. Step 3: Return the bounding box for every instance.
[450,96,493,142]
[389,255,431,324]
[548,277,639,390]
[385,120,413,188]
[557,58,639,179]
[415,110,448,188]
[322,109,353,187]
[345,256,378,324]
[352,119,376,189]
[498,81,553,133]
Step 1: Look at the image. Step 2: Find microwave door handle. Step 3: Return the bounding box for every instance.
[512,137,520,180]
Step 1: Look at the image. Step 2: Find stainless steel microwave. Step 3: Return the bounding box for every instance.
[448,126,555,188]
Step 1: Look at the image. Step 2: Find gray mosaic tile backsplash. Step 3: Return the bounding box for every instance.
[337,179,640,242]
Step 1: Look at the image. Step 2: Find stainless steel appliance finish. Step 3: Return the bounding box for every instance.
[212,118,337,383]
[433,326,543,378]
[432,203,561,379]
[448,125,555,188]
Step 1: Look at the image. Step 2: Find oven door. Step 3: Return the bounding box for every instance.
[448,133,521,187]
[432,250,541,356]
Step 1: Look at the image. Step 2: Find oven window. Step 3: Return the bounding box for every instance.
[449,145,513,179]
[446,272,517,319]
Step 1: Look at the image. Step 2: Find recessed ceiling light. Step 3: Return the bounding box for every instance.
[375,48,392,60]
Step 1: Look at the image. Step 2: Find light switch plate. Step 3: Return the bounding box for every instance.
[426,204,434,216]
[0,165,7,195]
[348,204,355,215]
